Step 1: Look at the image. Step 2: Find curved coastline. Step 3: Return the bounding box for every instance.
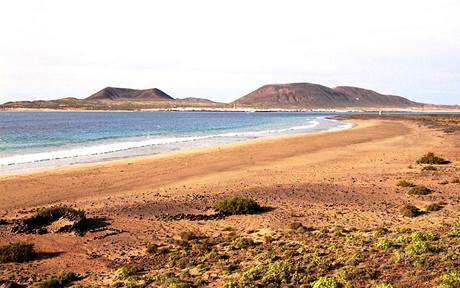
[0,117,354,175]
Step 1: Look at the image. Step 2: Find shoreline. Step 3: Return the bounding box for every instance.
[0,118,419,212]
[2,107,460,113]
[0,115,352,175]
[0,118,356,178]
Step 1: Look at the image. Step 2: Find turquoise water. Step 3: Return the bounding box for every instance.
[0,111,352,172]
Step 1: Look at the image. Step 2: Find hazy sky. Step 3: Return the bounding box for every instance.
[1,0,459,104]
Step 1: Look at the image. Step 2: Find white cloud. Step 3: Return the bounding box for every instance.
[1,0,459,104]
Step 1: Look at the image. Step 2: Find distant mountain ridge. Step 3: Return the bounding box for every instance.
[233,83,423,108]
[2,82,458,111]
[87,87,173,100]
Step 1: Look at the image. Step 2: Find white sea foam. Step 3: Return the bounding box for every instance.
[0,118,351,167]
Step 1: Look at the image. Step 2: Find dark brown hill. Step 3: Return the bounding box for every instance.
[86,87,173,100]
[333,86,420,107]
[233,83,423,108]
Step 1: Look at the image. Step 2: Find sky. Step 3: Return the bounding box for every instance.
[0,0,459,105]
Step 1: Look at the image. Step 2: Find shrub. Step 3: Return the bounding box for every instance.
[147,243,157,254]
[167,282,191,288]
[410,231,439,241]
[113,265,137,279]
[260,260,294,285]
[372,284,394,288]
[435,272,460,288]
[407,185,432,196]
[39,271,78,288]
[34,206,85,220]
[397,180,415,187]
[213,197,262,215]
[449,219,460,237]
[0,242,35,263]
[406,241,439,255]
[38,278,60,288]
[426,203,444,212]
[0,219,7,225]
[375,239,393,250]
[452,177,460,184]
[340,266,379,280]
[231,236,254,249]
[422,165,438,171]
[12,205,87,234]
[400,205,423,217]
[311,277,341,288]
[416,153,450,165]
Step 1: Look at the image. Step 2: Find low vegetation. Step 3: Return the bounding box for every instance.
[113,265,138,280]
[12,205,87,234]
[106,222,460,288]
[311,277,341,288]
[452,177,460,184]
[435,272,460,288]
[449,218,460,237]
[33,206,85,219]
[375,239,394,250]
[426,203,444,212]
[422,165,438,171]
[407,185,432,196]
[213,196,263,215]
[39,271,79,288]
[0,242,35,263]
[416,153,450,165]
[399,205,423,217]
[396,180,415,187]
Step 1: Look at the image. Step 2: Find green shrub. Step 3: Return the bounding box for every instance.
[410,231,439,241]
[426,203,444,212]
[34,205,85,220]
[39,278,61,288]
[0,242,35,263]
[167,282,191,288]
[449,219,460,237]
[375,239,393,250]
[39,271,78,288]
[422,165,438,171]
[260,260,294,285]
[397,180,415,187]
[311,277,341,288]
[407,185,432,196]
[372,284,394,288]
[231,236,254,249]
[417,153,450,165]
[113,265,137,279]
[147,243,157,254]
[399,205,423,217]
[213,196,262,215]
[339,266,379,280]
[406,241,439,255]
[226,259,307,287]
[434,272,460,288]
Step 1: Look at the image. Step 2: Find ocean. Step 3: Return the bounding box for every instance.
[0,111,353,173]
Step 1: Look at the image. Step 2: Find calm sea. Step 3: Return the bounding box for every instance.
[0,111,352,172]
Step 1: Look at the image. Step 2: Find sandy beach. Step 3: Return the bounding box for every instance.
[1,118,460,287]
